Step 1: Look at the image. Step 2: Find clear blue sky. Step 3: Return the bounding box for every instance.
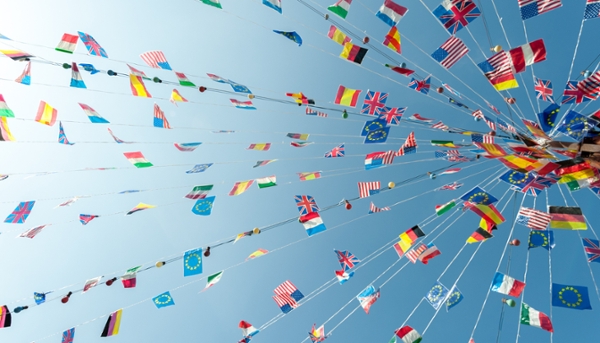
[0,0,598,342]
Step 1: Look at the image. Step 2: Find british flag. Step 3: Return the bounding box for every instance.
[520,175,558,196]
[583,238,600,263]
[408,76,431,95]
[433,0,481,35]
[438,181,464,191]
[4,201,35,224]
[534,78,554,103]
[324,144,345,158]
[378,107,405,125]
[334,250,361,271]
[77,32,108,58]
[562,80,596,104]
[62,328,75,343]
[306,107,328,117]
[361,91,388,115]
[294,195,319,215]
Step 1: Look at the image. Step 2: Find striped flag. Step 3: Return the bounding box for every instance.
[577,70,600,97]
[306,107,327,117]
[408,113,433,123]
[70,62,86,88]
[438,181,464,191]
[518,0,562,20]
[230,99,256,110]
[431,121,449,131]
[472,109,484,119]
[397,131,417,156]
[175,72,195,87]
[431,36,469,69]
[153,104,171,129]
[405,243,427,263]
[247,143,271,151]
[174,142,202,151]
[273,280,304,313]
[439,168,461,175]
[18,225,47,239]
[140,51,172,70]
[369,202,390,214]
[298,171,322,181]
[56,33,78,54]
[517,207,551,230]
[229,180,254,196]
[253,159,277,168]
[478,50,519,91]
[0,118,15,141]
[15,61,31,85]
[358,181,381,198]
[327,25,352,45]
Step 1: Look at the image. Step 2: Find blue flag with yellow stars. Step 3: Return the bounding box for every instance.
[537,103,560,133]
[529,230,554,250]
[34,292,48,305]
[448,97,469,109]
[557,110,594,141]
[183,248,203,277]
[552,283,591,309]
[152,291,175,309]
[460,186,498,205]
[192,196,215,216]
[364,127,390,144]
[424,281,449,310]
[361,118,388,136]
[446,286,463,311]
[499,170,534,191]
[273,30,302,46]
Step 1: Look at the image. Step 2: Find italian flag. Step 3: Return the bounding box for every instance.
[203,271,223,291]
[435,200,455,216]
[520,303,553,332]
[328,0,352,19]
[395,325,422,343]
[123,151,153,168]
[0,94,15,118]
[256,176,277,189]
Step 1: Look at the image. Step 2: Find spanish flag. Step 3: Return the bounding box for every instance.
[475,143,508,157]
[498,155,539,171]
[548,206,586,230]
[129,74,151,98]
[35,101,57,126]
[229,180,254,196]
[470,204,505,225]
[334,85,361,107]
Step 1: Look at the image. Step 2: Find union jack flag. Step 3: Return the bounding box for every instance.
[62,328,75,343]
[361,90,388,115]
[77,32,108,58]
[4,201,35,224]
[520,175,558,196]
[485,99,501,115]
[334,250,361,271]
[358,181,381,198]
[534,78,554,103]
[306,107,328,117]
[408,76,431,95]
[369,202,390,214]
[324,144,345,158]
[378,107,405,125]
[583,238,600,263]
[397,131,417,156]
[431,121,449,131]
[433,0,481,35]
[438,181,464,191]
[294,195,319,215]
[562,80,596,104]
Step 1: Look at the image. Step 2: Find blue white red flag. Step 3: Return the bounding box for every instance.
[376,0,409,26]
[324,144,345,158]
[408,76,430,95]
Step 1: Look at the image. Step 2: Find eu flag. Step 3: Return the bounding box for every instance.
[152,291,175,308]
[460,186,498,205]
[272,30,302,46]
[361,118,387,136]
[364,127,390,144]
[528,230,554,250]
[499,170,534,190]
[425,282,449,310]
[446,286,463,311]
[552,283,592,309]
[557,110,593,141]
[536,103,560,133]
[192,196,215,216]
[183,248,203,277]
[34,292,47,305]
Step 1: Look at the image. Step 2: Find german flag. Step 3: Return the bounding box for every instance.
[467,227,493,243]
[549,206,586,230]
[393,225,425,256]
[340,43,368,64]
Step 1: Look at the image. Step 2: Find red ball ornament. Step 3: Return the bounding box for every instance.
[204,247,211,257]
[505,97,516,104]
[363,36,370,44]
[488,131,496,136]
[510,239,521,246]
[106,277,117,286]
[199,86,207,93]
[61,292,73,304]
[437,87,444,93]
[345,200,352,210]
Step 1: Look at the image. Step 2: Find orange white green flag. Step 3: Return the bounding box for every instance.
[201,271,224,292]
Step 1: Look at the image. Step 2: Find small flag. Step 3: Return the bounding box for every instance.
[34,292,48,305]
[83,276,102,293]
[191,196,215,216]
[361,90,388,115]
[548,206,586,230]
[376,0,408,26]
[174,142,202,152]
[230,99,256,109]
[395,325,421,343]
[383,26,401,54]
[508,39,546,73]
[0,306,10,328]
[4,201,35,224]
[393,225,425,256]
[418,243,441,264]
[58,121,74,145]
[36,101,57,126]
[358,181,380,198]
[408,113,433,122]
[200,0,222,8]
[62,328,75,343]
[298,171,322,181]
[263,0,282,13]
[408,76,431,94]
[478,50,518,91]
[153,291,175,308]
[186,163,213,174]
[253,159,277,168]
[551,283,592,309]
[291,141,312,148]
[520,303,553,332]
[18,225,47,239]
[378,106,404,125]
[405,243,427,263]
[461,187,498,205]
[431,36,469,69]
[432,0,480,34]
[585,0,600,19]
[340,42,368,64]
[335,269,354,284]
[425,281,449,310]
[153,104,171,129]
[175,72,195,87]
[334,85,361,107]
[295,195,319,215]
[467,227,494,244]
[185,185,213,200]
[256,176,277,188]
[79,214,99,225]
[170,89,188,105]
[0,49,33,61]
[123,151,153,168]
[56,33,78,53]
[100,309,122,337]
[385,63,414,76]
[108,128,129,144]
[203,271,224,291]
[126,203,155,215]
[140,51,172,70]
[369,202,390,214]
[516,207,551,230]
[121,266,141,288]
[306,107,328,117]
[365,151,395,169]
[15,61,31,85]
[519,0,562,20]
[129,74,152,98]
[491,272,525,297]
[356,285,380,314]
[247,143,271,151]
[183,248,203,277]
[435,200,456,216]
[328,25,352,45]
[442,82,461,97]
[80,63,100,74]
[324,144,345,158]
[583,238,600,263]
[529,230,554,250]
[446,286,464,311]
[470,203,505,225]
[328,0,352,19]
[78,32,108,57]
[247,248,268,260]
[229,180,254,196]
[300,212,327,236]
[70,62,86,88]
[334,249,360,271]
[79,103,109,123]
[273,30,302,46]
[534,78,555,103]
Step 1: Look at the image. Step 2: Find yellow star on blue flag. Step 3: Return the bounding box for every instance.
[152,291,175,308]
[460,186,498,205]
[192,196,215,216]
[364,127,390,144]
[446,286,463,311]
[183,248,203,277]
[528,230,554,250]
[552,283,591,310]
[425,281,449,310]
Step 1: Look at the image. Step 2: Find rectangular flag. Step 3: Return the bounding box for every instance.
[78,103,109,123]
[0,49,33,61]
[123,151,153,168]
[470,204,505,225]
[247,143,271,151]
[508,39,546,73]
[174,142,201,151]
[56,33,78,53]
[287,133,310,140]
[300,211,327,236]
[191,196,215,216]
[467,227,493,243]
[18,225,47,239]
[425,282,449,310]
[229,180,254,196]
[435,200,456,216]
[184,185,213,199]
[183,248,203,276]
[129,74,151,98]
[256,176,277,188]
[517,207,551,230]
[358,181,380,198]
[175,72,195,87]
[369,202,390,214]
[4,201,35,224]
[121,266,141,288]
[405,243,427,263]
[585,0,600,19]
[230,99,256,109]
[140,51,172,70]
[306,107,328,117]
[376,0,408,26]
[0,94,14,118]
[356,285,380,314]
[100,309,122,337]
[298,171,322,181]
[263,0,282,13]
[62,328,75,342]
[446,286,464,311]
[36,101,57,126]
[328,25,352,45]
[418,243,441,264]
[433,0,480,34]
[334,85,361,107]
[253,159,277,168]
[328,0,352,19]
[478,51,518,91]
[520,303,554,332]
[394,225,425,256]
[583,238,600,263]
[491,272,525,297]
[203,271,224,291]
[340,42,368,64]
[552,283,591,309]
[431,36,469,69]
[548,206,586,230]
[70,62,86,88]
[0,117,15,141]
[519,0,562,20]
[77,31,108,57]
[153,104,171,129]
[365,151,395,170]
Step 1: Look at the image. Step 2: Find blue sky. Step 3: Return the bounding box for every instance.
[0,0,598,342]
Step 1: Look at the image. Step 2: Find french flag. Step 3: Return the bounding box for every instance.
[491,272,526,297]
[509,39,546,73]
[376,0,408,27]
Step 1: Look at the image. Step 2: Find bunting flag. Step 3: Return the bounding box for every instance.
[191,196,215,216]
[358,181,380,198]
[431,36,469,69]
[286,92,314,105]
[361,90,388,115]
[121,266,141,288]
[34,292,48,305]
[127,64,149,79]
[478,51,518,91]
[551,283,592,310]
[369,202,390,214]
[385,63,414,76]
[324,144,345,158]
[334,85,361,107]
[328,25,352,45]
[461,187,498,205]
[153,104,171,129]
[230,99,256,109]
[442,82,461,97]
[306,107,328,117]
[0,117,15,141]
[78,32,108,57]
[263,0,282,13]
[393,225,425,257]
[405,243,427,263]
[298,172,322,181]
[202,271,224,291]
[499,170,534,190]
[309,324,326,342]
[519,0,562,20]
[517,207,551,230]
[520,303,554,332]
[469,203,505,225]
[364,127,390,144]
[528,230,554,250]
[18,225,47,239]
[83,276,102,293]
[4,201,35,224]
[378,106,404,125]
[497,118,517,133]
[376,0,408,26]
[100,309,122,337]
[140,51,172,70]
[80,63,100,74]
[15,61,31,85]
[425,282,449,310]
[340,42,367,64]
[186,163,213,174]
[491,272,526,297]
[556,110,593,141]
[0,49,33,61]
[0,306,11,328]
[253,159,277,168]
[397,131,417,156]
[537,103,560,133]
[183,248,203,277]
[126,203,155,215]
[335,269,354,284]
[61,328,75,342]
[446,286,464,311]
[58,122,74,145]
[123,152,153,168]
[247,248,268,260]
[36,101,58,126]
[395,326,421,343]
[383,26,401,54]
[108,128,129,144]
[418,243,441,264]
[229,180,254,196]
[408,76,431,94]
[508,39,546,73]
[200,0,222,8]
[184,185,213,200]
[129,74,152,98]
[247,143,271,151]
[273,30,303,46]
[170,89,188,105]
[69,62,86,88]
[408,113,433,123]
[583,238,600,263]
[432,0,480,34]
[287,133,310,140]
[562,80,594,104]
[585,0,600,19]
[548,206,586,230]
[56,33,78,53]
[534,78,555,103]
[356,285,380,314]
[174,72,195,87]
[256,176,277,188]
[79,214,99,225]
[467,227,493,243]
[439,181,463,191]
[153,291,175,308]
[174,142,202,152]
[78,103,109,123]
[328,0,352,19]
[365,151,395,169]
[435,200,456,216]
[300,212,327,236]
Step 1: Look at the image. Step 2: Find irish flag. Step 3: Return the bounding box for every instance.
[520,302,553,332]
[123,152,153,168]
[256,176,277,189]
